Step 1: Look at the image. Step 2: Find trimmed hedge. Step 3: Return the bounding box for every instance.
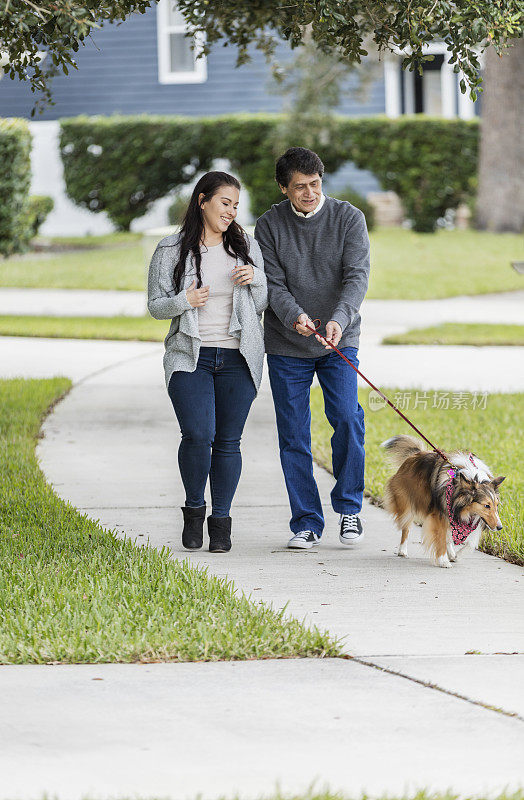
[339,116,479,232]
[60,115,216,231]
[60,114,479,232]
[0,118,32,256]
[60,113,348,228]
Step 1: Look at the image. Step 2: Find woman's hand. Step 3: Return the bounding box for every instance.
[231,265,254,285]
[186,279,209,308]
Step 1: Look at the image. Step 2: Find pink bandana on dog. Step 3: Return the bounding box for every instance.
[446,453,478,545]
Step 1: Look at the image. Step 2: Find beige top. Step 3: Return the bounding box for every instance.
[148,231,268,390]
[197,243,240,349]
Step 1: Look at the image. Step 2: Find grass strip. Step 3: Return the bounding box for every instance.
[3,318,524,347]
[1,229,522,298]
[0,377,340,664]
[311,386,523,566]
[0,314,167,342]
[383,323,524,346]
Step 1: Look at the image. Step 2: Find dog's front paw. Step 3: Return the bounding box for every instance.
[436,555,452,568]
[398,543,408,558]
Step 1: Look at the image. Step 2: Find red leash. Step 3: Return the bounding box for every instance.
[303,319,452,466]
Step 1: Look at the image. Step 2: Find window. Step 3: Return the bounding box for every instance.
[157,0,207,84]
[384,42,477,120]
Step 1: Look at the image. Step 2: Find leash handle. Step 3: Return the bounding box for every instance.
[303,320,452,466]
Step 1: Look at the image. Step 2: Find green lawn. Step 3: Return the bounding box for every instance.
[0,377,340,664]
[383,323,524,346]
[368,228,523,299]
[44,232,142,249]
[311,386,523,566]
[1,228,522,298]
[0,314,167,341]
[1,239,145,291]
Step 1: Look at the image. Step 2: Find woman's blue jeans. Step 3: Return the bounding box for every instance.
[168,347,256,517]
[267,347,365,537]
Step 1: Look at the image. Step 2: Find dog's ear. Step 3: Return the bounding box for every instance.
[457,472,475,500]
[492,475,506,489]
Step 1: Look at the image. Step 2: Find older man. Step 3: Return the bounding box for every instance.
[254,147,371,549]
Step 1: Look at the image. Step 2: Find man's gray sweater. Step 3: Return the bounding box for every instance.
[254,196,370,358]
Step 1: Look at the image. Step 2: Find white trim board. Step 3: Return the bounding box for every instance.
[383,44,477,120]
[156,0,207,85]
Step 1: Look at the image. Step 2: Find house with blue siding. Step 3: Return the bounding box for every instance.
[0,1,479,235]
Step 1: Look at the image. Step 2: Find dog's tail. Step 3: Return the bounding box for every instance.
[380,434,426,468]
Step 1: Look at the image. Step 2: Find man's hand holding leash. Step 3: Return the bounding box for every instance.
[322,320,343,348]
[294,313,315,337]
[295,313,343,349]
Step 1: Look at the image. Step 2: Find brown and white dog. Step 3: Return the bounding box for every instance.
[381,435,505,568]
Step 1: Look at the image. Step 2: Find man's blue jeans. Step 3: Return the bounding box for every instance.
[168,347,256,517]
[267,347,365,537]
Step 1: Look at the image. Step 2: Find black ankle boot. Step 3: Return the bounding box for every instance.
[181,505,206,549]
[208,515,232,553]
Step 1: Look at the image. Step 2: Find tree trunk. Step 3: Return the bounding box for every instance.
[476,38,523,232]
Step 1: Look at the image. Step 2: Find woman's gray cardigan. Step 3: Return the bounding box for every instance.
[147,232,268,392]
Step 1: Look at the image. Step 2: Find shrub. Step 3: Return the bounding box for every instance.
[331,186,376,231]
[0,118,32,256]
[339,116,479,232]
[25,195,54,238]
[59,113,360,226]
[60,114,479,232]
[228,115,479,229]
[60,115,217,231]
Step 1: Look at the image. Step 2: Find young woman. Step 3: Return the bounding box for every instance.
[147,171,267,553]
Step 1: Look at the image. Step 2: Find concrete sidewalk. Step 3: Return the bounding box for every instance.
[361,290,524,345]
[2,287,523,334]
[0,335,159,382]
[0,286,146,316]
[1,345,516,798]
[2,335,524,391]
[2,659,523,799]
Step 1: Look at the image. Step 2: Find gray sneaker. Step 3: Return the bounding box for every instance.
[287,530,320,549]
[339,514,364,545]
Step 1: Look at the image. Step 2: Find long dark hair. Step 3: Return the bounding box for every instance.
[173,171,254,291]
